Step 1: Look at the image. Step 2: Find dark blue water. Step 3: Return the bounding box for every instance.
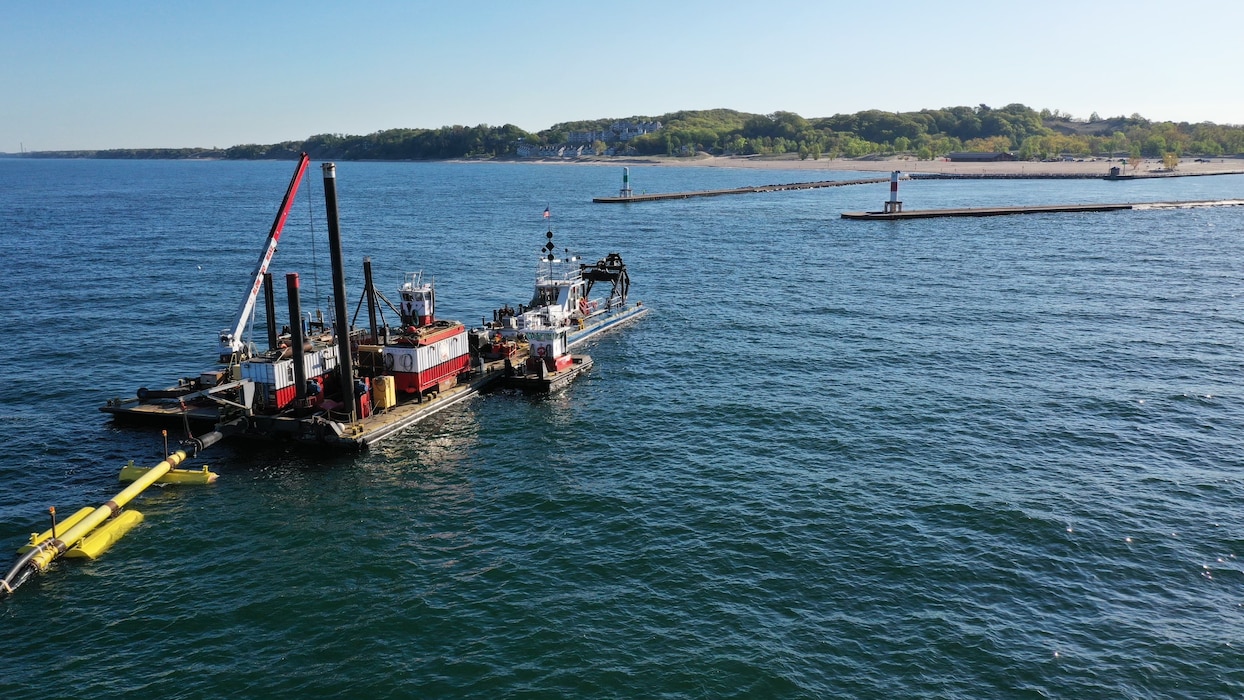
[2,159,1243,698]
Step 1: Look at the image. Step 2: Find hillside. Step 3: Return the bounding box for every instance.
[13,105,1244,161]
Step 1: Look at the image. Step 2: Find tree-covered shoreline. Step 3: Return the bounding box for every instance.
[12,104,1244,161]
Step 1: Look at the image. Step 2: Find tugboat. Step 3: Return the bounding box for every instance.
[486,225,648,349]
[498,311,593,393]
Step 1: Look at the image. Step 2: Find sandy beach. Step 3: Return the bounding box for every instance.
[527,153,1244,178]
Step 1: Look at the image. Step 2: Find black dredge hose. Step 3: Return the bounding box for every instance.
[0,542,51,599]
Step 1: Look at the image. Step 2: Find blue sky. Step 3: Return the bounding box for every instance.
[4,0,1241,151]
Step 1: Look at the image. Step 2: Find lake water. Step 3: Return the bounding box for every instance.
[1,158,1243,698]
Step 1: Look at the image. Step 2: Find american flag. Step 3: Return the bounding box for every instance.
[543,206,550,219]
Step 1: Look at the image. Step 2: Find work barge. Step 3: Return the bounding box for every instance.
[101,155,647,450]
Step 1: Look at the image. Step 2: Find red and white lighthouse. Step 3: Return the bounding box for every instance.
[883,171,903,213]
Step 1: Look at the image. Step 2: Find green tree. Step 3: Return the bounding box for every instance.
[44,103,1244,164]
[1142,135,1167,157]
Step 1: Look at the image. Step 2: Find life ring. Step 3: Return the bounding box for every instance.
[401,353,414,371]
[383,353,394,370]
[578,298,589,314]
[536,346,547,357]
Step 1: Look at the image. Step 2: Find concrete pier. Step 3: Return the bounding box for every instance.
[592,177,888,203]
[842,199,1244,220]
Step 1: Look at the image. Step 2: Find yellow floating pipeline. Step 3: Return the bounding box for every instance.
[0,428,225,598]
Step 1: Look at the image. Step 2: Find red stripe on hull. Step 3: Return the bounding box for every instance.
[274,385,296,409]
[392,354,469,393]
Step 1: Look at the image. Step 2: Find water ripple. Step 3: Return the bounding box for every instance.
[2,162,1244,697]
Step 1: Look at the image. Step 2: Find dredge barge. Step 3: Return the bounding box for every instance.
[102,158,644,450]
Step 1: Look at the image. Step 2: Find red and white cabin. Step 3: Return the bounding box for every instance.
[383,272,469,395]
[383,323,469,394]
[241,345,339,410]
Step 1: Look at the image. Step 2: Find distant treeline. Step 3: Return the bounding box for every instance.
[18,104,1244,161]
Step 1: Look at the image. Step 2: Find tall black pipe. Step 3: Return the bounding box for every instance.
[363,256,379,343]
[286,272,308,414]
[263,272,278,351]
[322,163,356,421]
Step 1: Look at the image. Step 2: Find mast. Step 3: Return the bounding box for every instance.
[218,152,311,363]
[286,273,309,415]
[322,163,356,421]
[363,257,379,342]
[262,272,278,351]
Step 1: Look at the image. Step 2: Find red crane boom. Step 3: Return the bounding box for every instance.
[218,153,311,362]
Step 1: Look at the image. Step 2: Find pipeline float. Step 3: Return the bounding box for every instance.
[0,430,221,598]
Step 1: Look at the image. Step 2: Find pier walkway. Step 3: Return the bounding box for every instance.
[908,170,1244,181]
[592,177,887,203]
[842,199,1244,221]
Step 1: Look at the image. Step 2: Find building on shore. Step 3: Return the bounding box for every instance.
[567,121,663,145]
[947,152,1017,162]
[517,121,662,159]
[516,143,589,158]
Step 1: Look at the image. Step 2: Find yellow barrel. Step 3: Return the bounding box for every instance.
[373,374,396,409]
